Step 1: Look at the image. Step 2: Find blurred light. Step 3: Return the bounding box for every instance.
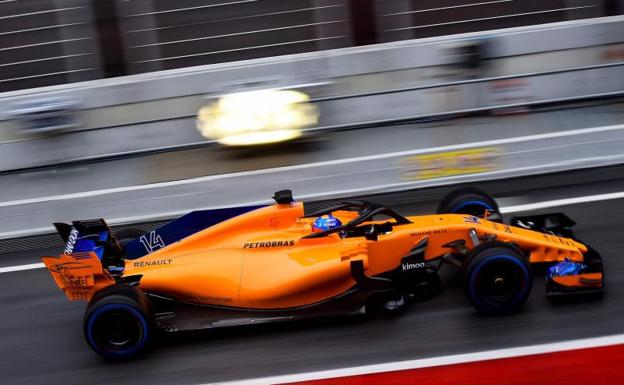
[196,89,318,146]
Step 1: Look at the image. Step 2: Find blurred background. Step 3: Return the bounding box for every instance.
[2,1,624,384]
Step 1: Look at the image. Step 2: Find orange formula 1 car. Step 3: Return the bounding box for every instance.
[41,188,603,360]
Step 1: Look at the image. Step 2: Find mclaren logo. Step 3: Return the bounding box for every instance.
[244,240,295,248]
[463,216,481,224]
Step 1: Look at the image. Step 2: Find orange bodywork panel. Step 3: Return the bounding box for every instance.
[552,272,603,288]
[114,202,589,310]
[123,203,366,308]
[404,214,587,264]
[41,252,114,301]
[41,200,592,307]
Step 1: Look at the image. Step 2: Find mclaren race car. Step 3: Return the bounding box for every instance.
[41,188,604,360]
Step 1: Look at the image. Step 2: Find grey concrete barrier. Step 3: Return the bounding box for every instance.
[1,60,622,172]
[0,17,623,171]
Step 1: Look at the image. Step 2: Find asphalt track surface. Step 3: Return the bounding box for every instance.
[2,168,624,384]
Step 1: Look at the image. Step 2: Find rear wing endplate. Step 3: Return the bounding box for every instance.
[41,252,114,301]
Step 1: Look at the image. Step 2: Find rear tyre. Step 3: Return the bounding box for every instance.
[437,187,501,222]
[84,285,153,361]
[461,242,532,315]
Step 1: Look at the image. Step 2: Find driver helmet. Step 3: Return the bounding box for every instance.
[312,214,342,232]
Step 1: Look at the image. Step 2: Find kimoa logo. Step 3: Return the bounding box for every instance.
[402,261,425,271]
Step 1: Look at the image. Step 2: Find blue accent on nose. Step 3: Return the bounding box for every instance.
[547,260,587,280]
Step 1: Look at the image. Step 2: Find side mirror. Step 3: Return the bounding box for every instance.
[273,190,294,204]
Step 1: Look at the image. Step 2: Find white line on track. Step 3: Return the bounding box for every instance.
[1,123,623,209]
[3,188,624,274]
[209,333,624,385]
[0,262,45,273]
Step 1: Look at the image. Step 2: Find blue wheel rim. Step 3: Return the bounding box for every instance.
[86,303,148,358]
[468,255,530,310]
[450,200,493,214]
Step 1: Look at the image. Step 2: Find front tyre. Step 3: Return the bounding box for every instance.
[84,285,153,361]
[462,243,532,315]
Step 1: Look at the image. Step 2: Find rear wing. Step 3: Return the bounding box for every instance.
[41,252,114,301]
[41,218,122,301]
[53,219,123,261]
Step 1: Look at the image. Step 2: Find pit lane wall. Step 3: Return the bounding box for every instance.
[0,17,624,172]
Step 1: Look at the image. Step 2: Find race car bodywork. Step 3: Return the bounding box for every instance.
[41,188,604,360]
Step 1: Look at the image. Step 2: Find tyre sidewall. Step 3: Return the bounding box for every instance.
[463,243,532,315]
[437,187,499,219]
[84,285,153,360]
[437,187,499,214]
